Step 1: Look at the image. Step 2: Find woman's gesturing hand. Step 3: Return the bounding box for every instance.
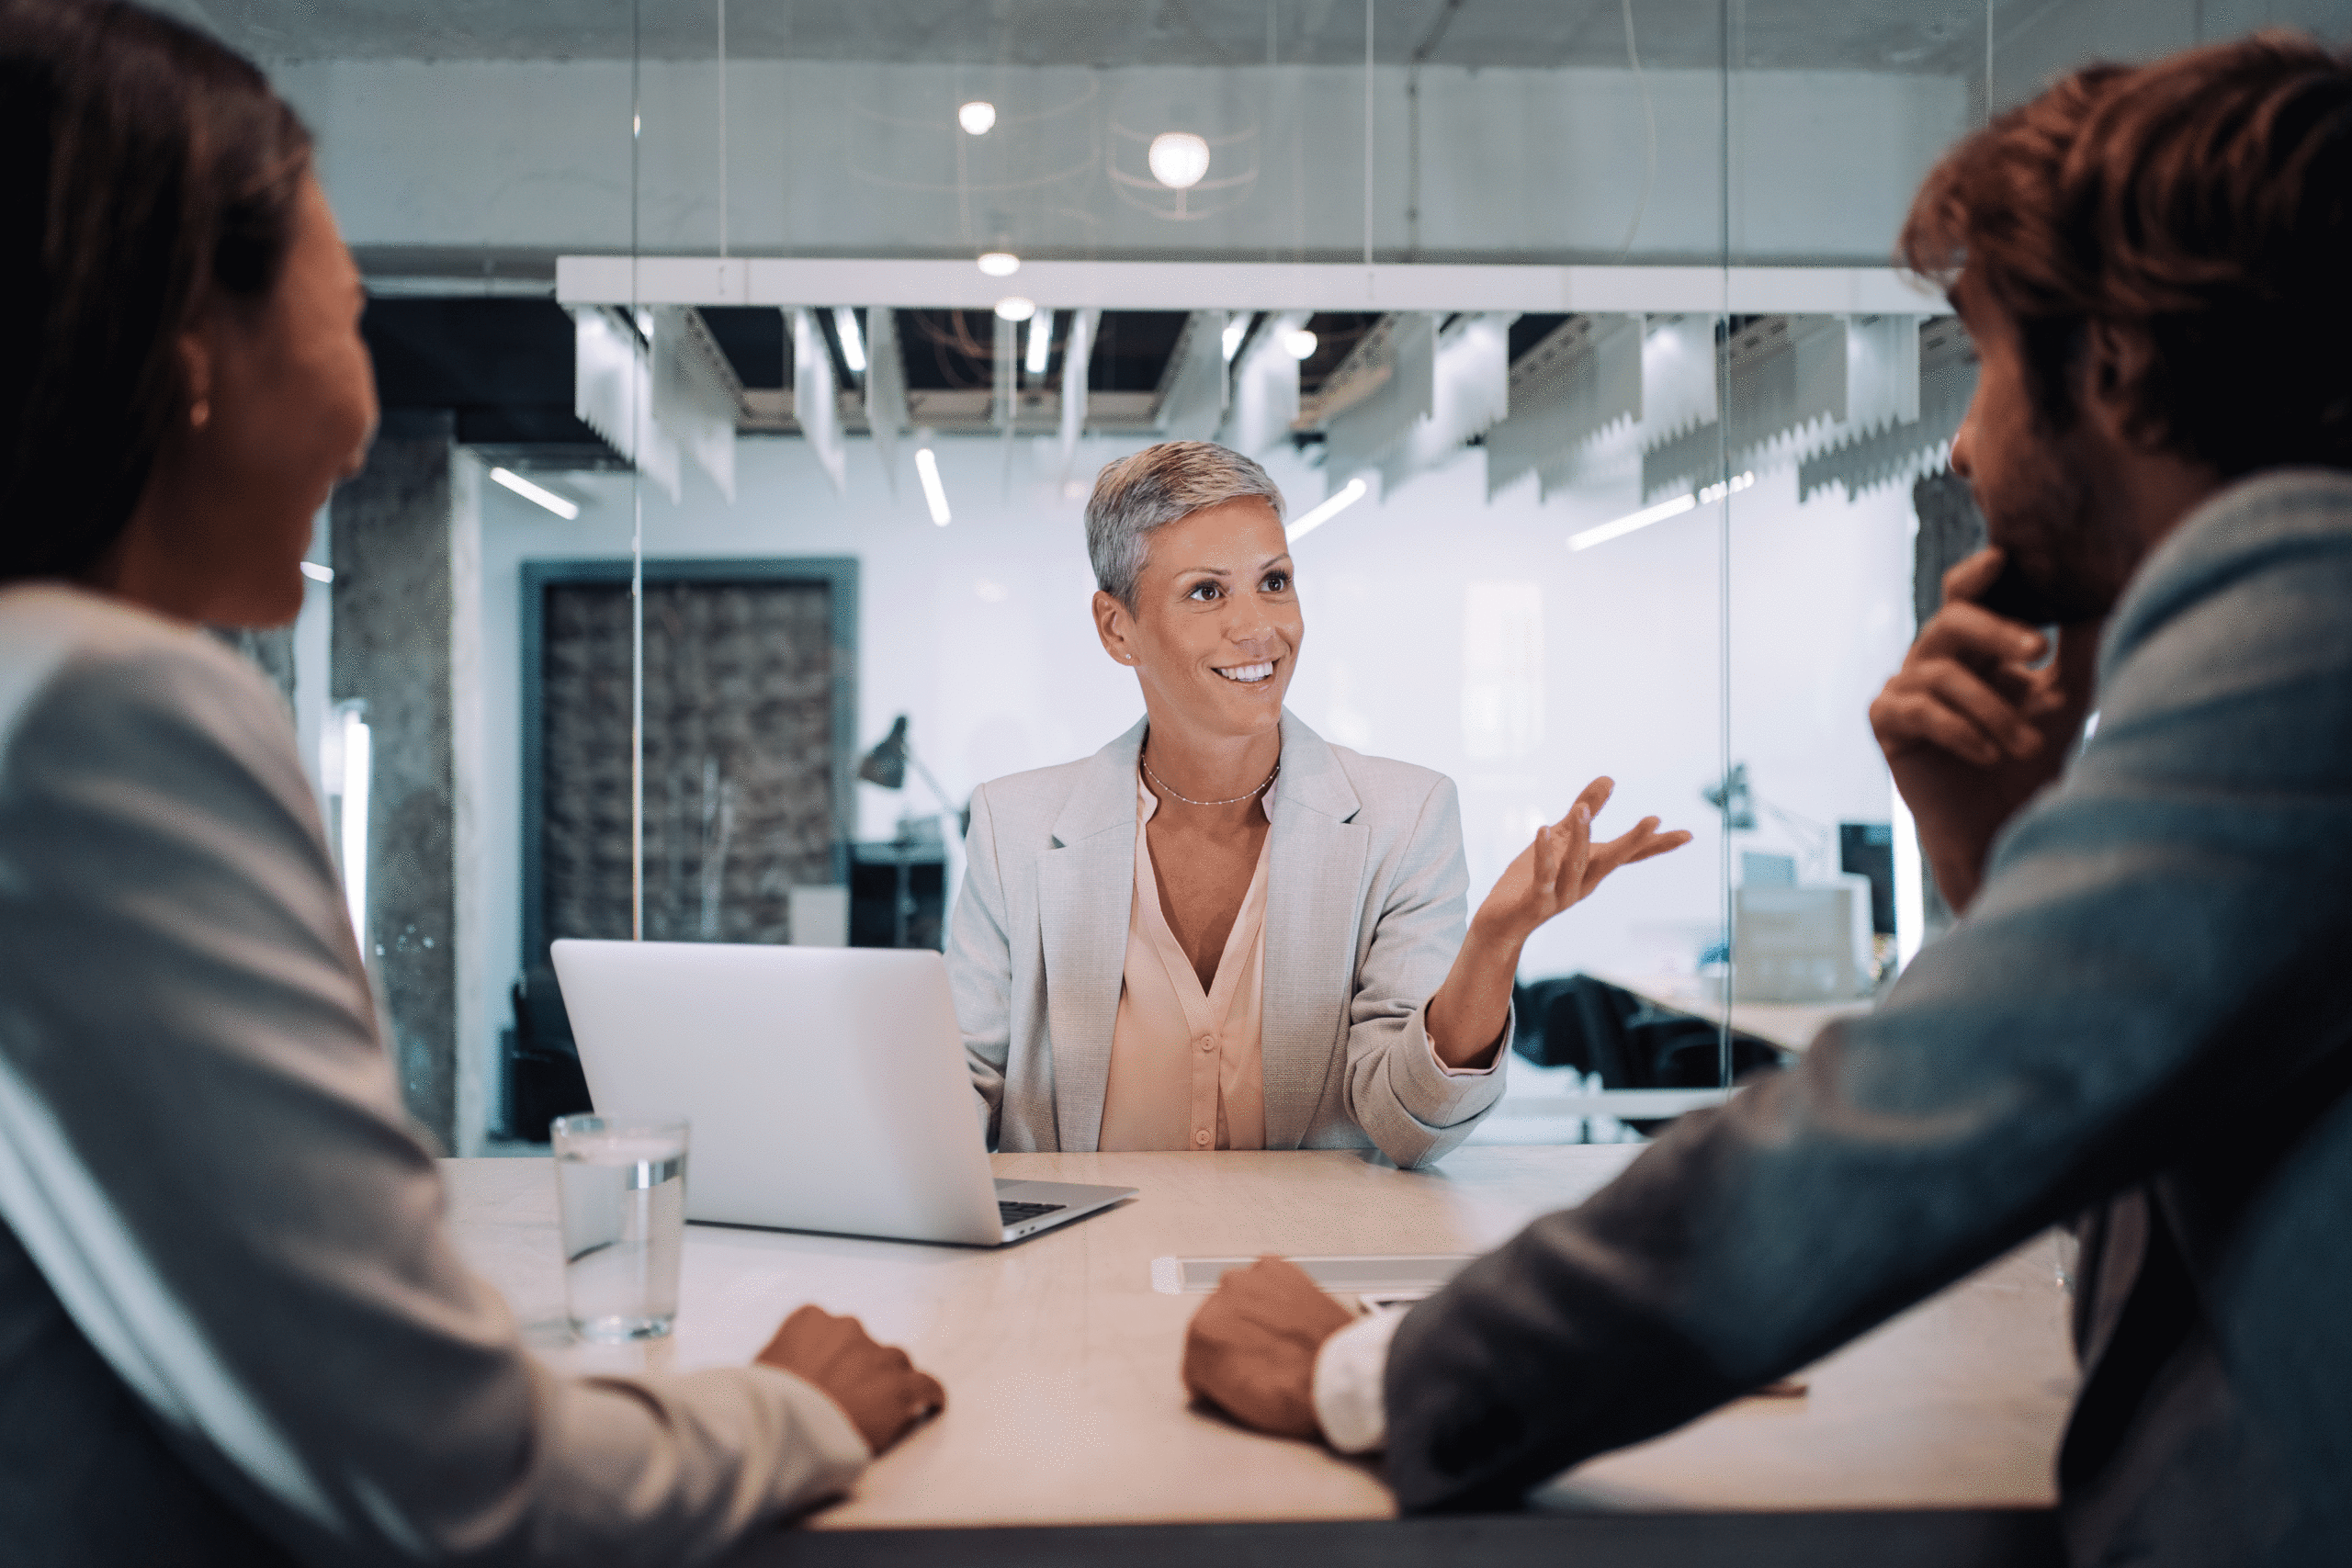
[1471,777,1691,945]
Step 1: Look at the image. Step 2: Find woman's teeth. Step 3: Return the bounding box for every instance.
[1216,662,1275,683]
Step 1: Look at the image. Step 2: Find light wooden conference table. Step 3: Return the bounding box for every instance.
[446,1142,2075,1561]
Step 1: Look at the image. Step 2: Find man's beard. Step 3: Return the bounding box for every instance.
[1976,437,2131,625]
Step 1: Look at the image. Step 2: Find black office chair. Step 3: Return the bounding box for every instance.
[1512,973,1779,1097]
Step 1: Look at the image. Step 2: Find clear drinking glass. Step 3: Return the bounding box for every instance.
[551,1115,689,1342]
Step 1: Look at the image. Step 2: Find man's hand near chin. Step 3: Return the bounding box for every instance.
[1182,1257,1355,1439]
[1869,547,2102,913]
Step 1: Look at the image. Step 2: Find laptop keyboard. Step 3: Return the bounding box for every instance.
[999,1200,1068,1226]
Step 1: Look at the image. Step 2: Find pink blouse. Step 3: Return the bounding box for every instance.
[1096,773,1272,1151]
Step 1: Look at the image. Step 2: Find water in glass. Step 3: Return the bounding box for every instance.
[552,1116,688,1342]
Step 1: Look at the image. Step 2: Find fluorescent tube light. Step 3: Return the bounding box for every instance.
[1567,471,1754,552]
[300,561,334,583]
[915,446,952,526]
[1286,477,1368,542]
[977,251,1021,277]
[833,307,867,374]
[335,704,370,947]
[1892,776,1924,974]
[1221,315,1249,361]
[489,467,582,521]
[1025,310,1054,375]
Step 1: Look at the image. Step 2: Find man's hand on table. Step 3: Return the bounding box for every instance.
[756,1304,944,1454]
[1182,1257,1355,1439]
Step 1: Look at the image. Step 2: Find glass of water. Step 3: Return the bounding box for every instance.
[551,1114,689,1343]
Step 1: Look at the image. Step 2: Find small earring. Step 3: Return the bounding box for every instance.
[189,399,210,431]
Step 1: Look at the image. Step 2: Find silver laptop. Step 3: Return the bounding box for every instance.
[550,940,1135,1246]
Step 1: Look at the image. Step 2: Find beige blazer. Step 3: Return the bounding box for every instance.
[948,711,1508,1168]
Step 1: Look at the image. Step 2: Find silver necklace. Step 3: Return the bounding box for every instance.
[1141,750,1280,807]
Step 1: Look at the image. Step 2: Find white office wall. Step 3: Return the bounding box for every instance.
[470,429,1915,1112]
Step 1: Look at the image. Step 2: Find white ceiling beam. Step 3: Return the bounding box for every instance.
[556,257,1951,317]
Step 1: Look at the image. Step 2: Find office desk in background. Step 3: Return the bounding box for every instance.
[443,1146,2071,1540]
[1586,968,1877,1055]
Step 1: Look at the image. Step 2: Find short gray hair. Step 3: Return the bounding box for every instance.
[1085,442,1286,608]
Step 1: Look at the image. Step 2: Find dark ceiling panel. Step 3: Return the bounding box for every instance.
[699,307,787,389]
[363,296,611,458]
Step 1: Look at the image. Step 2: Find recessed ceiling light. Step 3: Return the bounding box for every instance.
[1148,130,1212,190]
[994,296,1037,322]
[958,100,997,136]
[1283,328,1319,360]
[977,251,1021,277]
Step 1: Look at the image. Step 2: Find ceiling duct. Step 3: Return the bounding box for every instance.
[1227,309,1308,457]
[1798,318,1976,501]
[1155,310,1230,440]
[1641,315,1848,501]
[864,306,909,492]
[1324,313,1437,487]
[1057,307,1101,487]
[574,307,682,501]
[1381,311,1511,495]
[1485,315,1641,501]
[656,307,742,502]
[791,308,845,495]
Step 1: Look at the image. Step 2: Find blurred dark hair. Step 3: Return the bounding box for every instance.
[0,0,311,582]
[1900,31,2352,477]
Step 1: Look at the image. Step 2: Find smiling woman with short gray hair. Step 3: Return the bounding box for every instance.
[949,440,1689,1166]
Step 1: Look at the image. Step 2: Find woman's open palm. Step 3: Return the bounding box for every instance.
[1474,777,1690,943]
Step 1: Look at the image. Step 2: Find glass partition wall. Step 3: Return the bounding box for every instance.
[188,0,2352,1154]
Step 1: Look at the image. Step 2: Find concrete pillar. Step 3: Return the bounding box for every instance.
[331,413,460,1151]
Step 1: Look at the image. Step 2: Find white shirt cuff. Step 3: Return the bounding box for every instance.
[1311,1307,1406,1454]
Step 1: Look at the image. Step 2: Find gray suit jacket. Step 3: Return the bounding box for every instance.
[0,586,869,1567]
[1383,468,2352,1566]
[948,711,1508,1168]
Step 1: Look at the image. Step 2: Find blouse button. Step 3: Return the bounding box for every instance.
[1196,1033,1215,1053]
[1193,1129,1211,1147]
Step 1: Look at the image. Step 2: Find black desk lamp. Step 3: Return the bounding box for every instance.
[856,716,967,950]
[856,715,967,835]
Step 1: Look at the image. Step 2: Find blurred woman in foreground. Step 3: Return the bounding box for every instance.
[0,3,936,1561]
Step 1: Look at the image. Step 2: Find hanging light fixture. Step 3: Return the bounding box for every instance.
[957,100,996,136]
[1282,327,1319,360]
[993,296,1036,322]
[1147,130,1212,190]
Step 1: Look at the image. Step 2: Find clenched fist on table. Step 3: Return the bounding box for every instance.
[1181,1257,1355,1439]
[756,1305,945,1454]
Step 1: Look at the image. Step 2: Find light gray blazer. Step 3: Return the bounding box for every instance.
[948,710,1508,1168]
[0,586,867,1565]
